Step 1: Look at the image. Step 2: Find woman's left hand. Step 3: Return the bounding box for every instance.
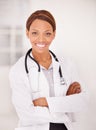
[33,97,48,107]
[66,82,81,95]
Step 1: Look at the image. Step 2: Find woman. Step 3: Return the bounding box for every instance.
[9,10,87,130]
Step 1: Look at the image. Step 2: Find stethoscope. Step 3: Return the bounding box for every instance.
[25,48,67,86]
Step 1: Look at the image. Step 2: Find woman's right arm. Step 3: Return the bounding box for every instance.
[9,69,52,126]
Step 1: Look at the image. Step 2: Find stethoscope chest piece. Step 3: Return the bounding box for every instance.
[60,77,67,85]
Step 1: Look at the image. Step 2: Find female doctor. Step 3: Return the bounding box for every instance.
[9,10,87,130]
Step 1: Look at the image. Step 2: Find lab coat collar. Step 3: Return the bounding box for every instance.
[27,52,38,71]
[27,51,60,71]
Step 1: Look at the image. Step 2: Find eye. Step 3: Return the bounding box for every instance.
[31,31,38,36]
[45,32,52,37]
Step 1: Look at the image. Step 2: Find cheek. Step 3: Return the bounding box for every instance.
[49,38,54,44]
[48,39,53,44]
[30,38,53,44]
[28,34,55,44]
[29,37,37,43]
[46,36,55,43]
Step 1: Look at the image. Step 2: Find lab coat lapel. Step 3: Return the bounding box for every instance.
[52,56,61,96]
[28,56,49,99]
[52,56,68,96]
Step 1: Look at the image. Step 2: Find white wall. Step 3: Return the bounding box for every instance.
[0,0,96,130]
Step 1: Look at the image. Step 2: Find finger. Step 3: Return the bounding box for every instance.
[66,84,75,95]
[68,82,77,92]
[67,82,81,95]
[75,88,81,93]
[72,84,81,94]
[33,98,41,106]
[70,82,80,87]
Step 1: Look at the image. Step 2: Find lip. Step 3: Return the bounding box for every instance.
[36,43,46,48]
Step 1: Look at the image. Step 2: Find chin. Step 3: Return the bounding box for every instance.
[37,48,49,53]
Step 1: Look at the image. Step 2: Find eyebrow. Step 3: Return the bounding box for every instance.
[31,29,52,32]
[45,30,52,32]
[31,29,38,31]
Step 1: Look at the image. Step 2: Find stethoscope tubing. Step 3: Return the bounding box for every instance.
[25,48,40,73]
[25,48,66,85]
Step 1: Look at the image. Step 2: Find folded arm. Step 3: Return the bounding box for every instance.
[33,82,82,108]
[9,71,53,126]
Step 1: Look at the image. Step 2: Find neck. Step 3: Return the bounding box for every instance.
[32,50,51,63]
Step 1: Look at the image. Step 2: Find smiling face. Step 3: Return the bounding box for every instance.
[26,19,56,54]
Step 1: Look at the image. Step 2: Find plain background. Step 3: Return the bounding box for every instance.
[0,0,96,130]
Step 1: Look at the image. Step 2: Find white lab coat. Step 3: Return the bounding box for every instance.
[9,54,88,130]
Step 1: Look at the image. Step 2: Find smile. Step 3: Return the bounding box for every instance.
[36,44,46,48]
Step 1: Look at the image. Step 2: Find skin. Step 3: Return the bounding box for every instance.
[26,19,55,69]
[66,82,81,95]
[26,19,81,107]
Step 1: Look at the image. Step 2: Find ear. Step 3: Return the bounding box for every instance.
[53,31,56,39]
[26,29,29,38]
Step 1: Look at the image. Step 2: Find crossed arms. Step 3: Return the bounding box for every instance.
[33,82,81,107]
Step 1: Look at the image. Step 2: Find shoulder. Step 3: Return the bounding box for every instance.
[57,55,76,68]
[56,54,79,77]
[9,55,26,78]
[57,55,81,83]
[11,55,25,71]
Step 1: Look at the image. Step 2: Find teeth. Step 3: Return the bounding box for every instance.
[36,44,45,48]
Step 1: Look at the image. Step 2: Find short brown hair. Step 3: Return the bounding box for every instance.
[26,10,56,32]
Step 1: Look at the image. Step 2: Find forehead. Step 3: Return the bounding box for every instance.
[30,19,53,31]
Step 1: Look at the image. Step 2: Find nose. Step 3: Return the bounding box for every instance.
[38,34,45,42]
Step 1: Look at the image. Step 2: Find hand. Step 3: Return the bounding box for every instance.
[66,82,81,95]
[33,97,48,107]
